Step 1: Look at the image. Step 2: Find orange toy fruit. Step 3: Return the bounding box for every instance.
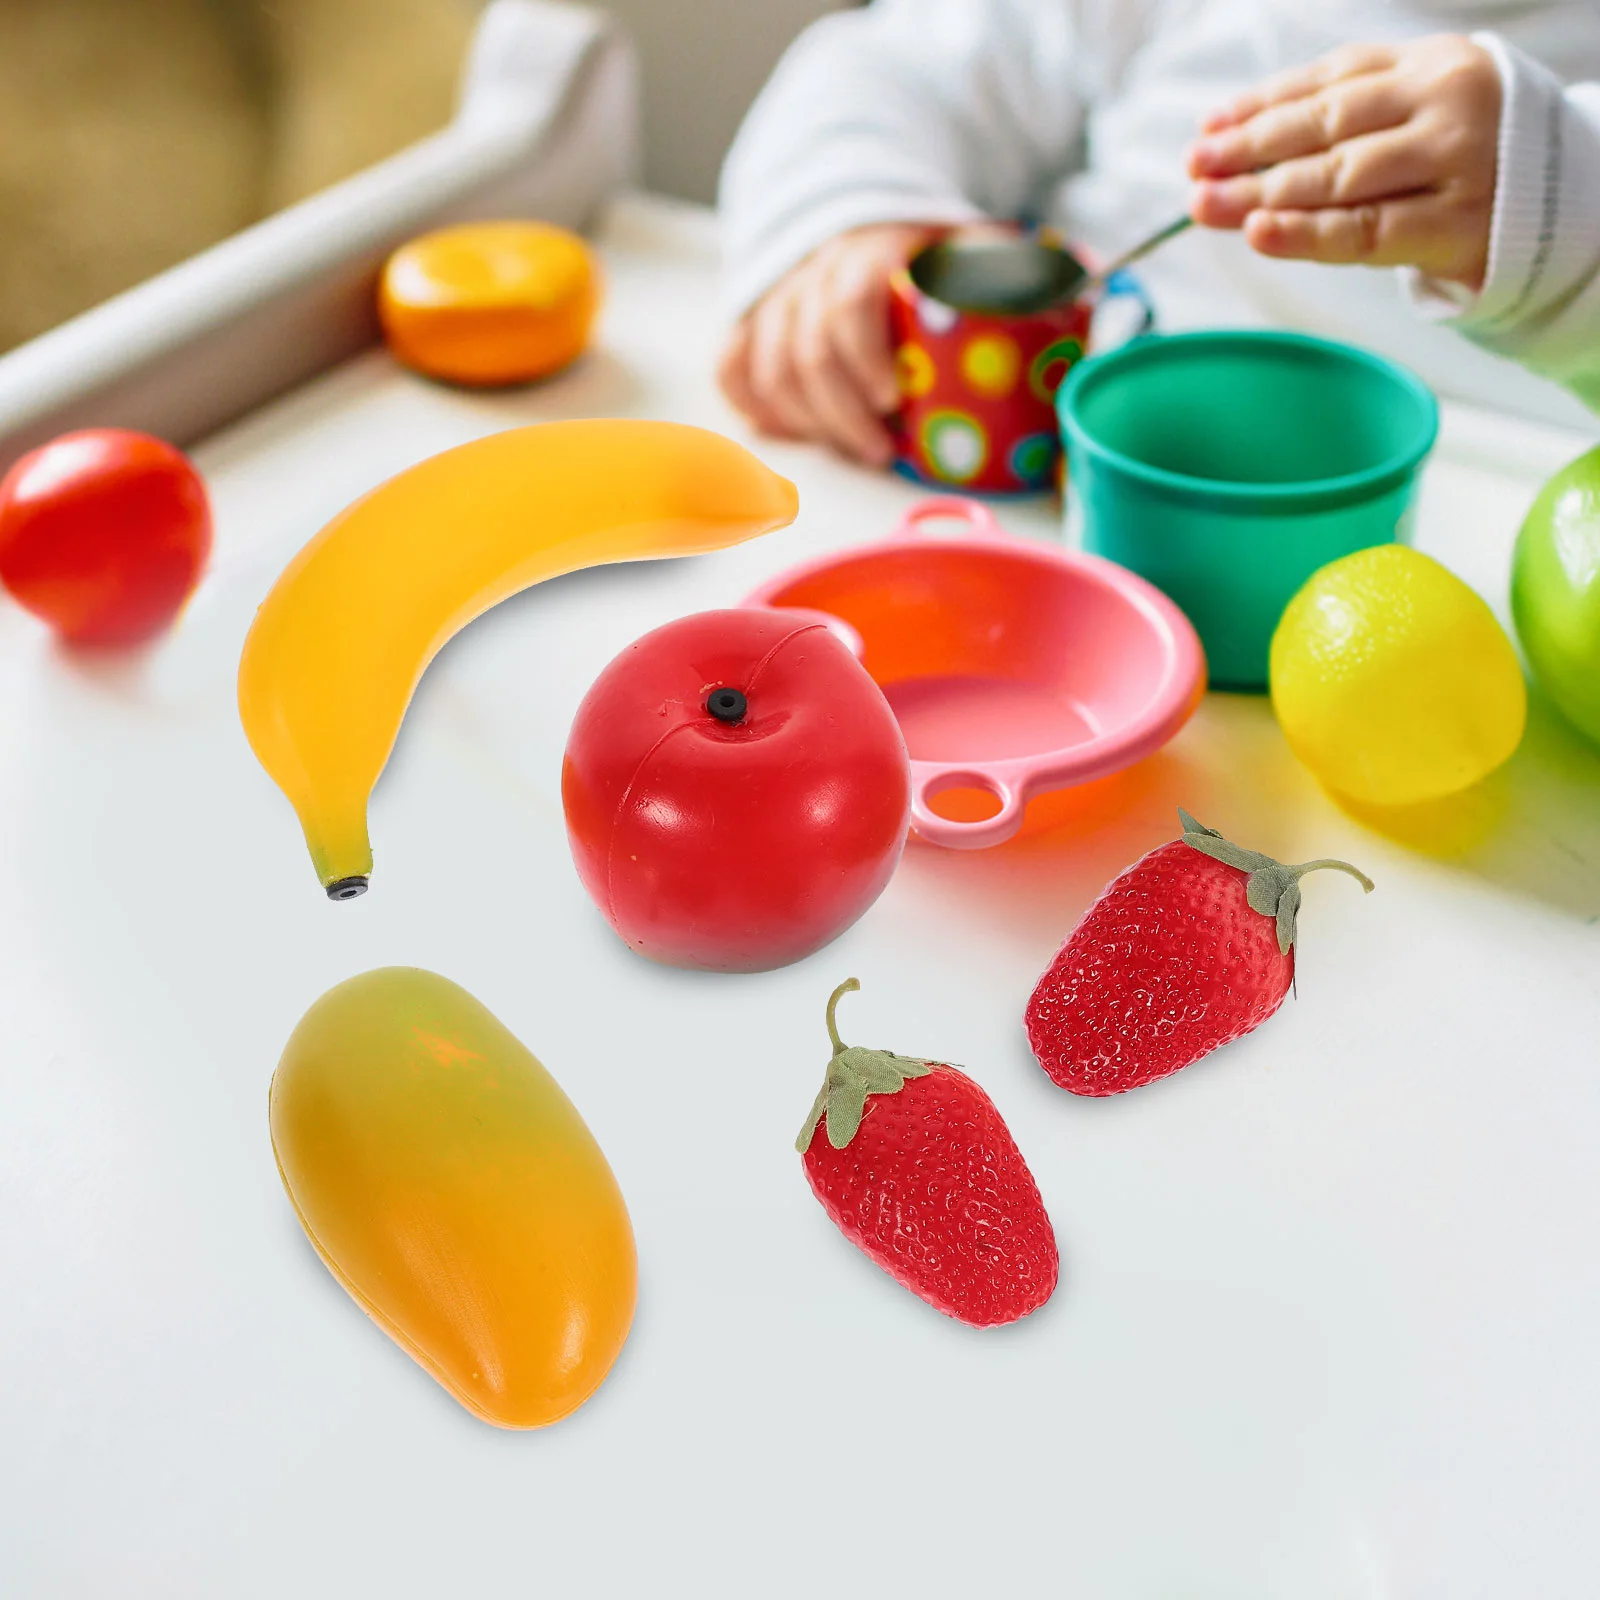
[270,967,636,1428]
[377,220,600,386]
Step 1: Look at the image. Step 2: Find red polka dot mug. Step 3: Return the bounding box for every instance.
[887,232,1152,496]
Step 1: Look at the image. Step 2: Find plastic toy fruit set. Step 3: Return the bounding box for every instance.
[22,206,1600,1441]
[20,214,1571,1430]
[216,392,1389,1376]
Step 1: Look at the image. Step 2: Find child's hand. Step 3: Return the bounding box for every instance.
[1187,35,1501,290]
[717,222,937,465]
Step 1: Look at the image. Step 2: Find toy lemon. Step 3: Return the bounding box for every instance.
[1270,544,1526,807]
[378,220,599,386]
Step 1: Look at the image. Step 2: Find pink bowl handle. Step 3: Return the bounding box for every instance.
[908,764,1028,850]
[890,496,1006,541]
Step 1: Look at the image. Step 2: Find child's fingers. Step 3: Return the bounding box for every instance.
[1264,130,1438,209]
[717,320,796,439]
[716,321,759,417]
[1242,193,1453,268]
[792,284,894,464]
[1195,127,1439,225]
[1188,73,1412,178]
[1201,42,1398,132]
[826,252,902,414]
[747,293,818,440]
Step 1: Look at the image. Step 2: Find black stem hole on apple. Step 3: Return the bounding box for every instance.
[706,687,748,724]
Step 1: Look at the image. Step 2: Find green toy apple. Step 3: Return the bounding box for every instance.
[1512,444,1600,747]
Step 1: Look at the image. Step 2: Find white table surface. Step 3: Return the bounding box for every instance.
[4,194,1600,1599]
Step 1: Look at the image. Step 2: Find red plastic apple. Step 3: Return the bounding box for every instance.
[563,609,911,972]
[0,428,212,645]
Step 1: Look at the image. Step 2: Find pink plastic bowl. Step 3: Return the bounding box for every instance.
[742,496,1206,848]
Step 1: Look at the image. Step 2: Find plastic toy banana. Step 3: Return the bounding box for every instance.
[238,419,799,897]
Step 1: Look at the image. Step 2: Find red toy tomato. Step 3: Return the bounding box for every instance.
[563,609,912,972]
[0,429,212,644]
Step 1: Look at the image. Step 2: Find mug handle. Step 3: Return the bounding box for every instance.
[1092,269,1157,347]
[890,496,1006,541]
[909,765,1027,850]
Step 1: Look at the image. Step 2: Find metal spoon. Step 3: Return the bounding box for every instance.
[909,213,1193,316]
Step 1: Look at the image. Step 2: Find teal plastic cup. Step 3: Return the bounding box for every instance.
[1057,330,1438,689]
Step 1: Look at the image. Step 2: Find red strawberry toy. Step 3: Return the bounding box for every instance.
[1026,811,1373,1096]
[798,979,1058,1328]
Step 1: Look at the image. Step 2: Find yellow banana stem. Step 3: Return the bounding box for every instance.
[237,419,799,895]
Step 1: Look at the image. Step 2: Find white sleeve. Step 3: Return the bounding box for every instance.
[1407,32,1600,413]
[717,0,1089,317]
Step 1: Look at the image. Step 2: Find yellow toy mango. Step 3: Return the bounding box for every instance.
[269,967,636,1429]
[237,419,799,897]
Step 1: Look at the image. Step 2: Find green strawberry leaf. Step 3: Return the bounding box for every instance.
[796,981,934,1152]
[1274,880,1303,955]
[1177,809,1375,955]
[1181,811,1282,877]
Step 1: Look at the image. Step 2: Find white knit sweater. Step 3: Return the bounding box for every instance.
[720,0,1600,429]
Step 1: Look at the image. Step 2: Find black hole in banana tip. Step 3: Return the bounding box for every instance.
[706,688,748,724]
[326,877,369,901]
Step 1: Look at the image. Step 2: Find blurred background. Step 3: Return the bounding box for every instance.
[0,0,842,354]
